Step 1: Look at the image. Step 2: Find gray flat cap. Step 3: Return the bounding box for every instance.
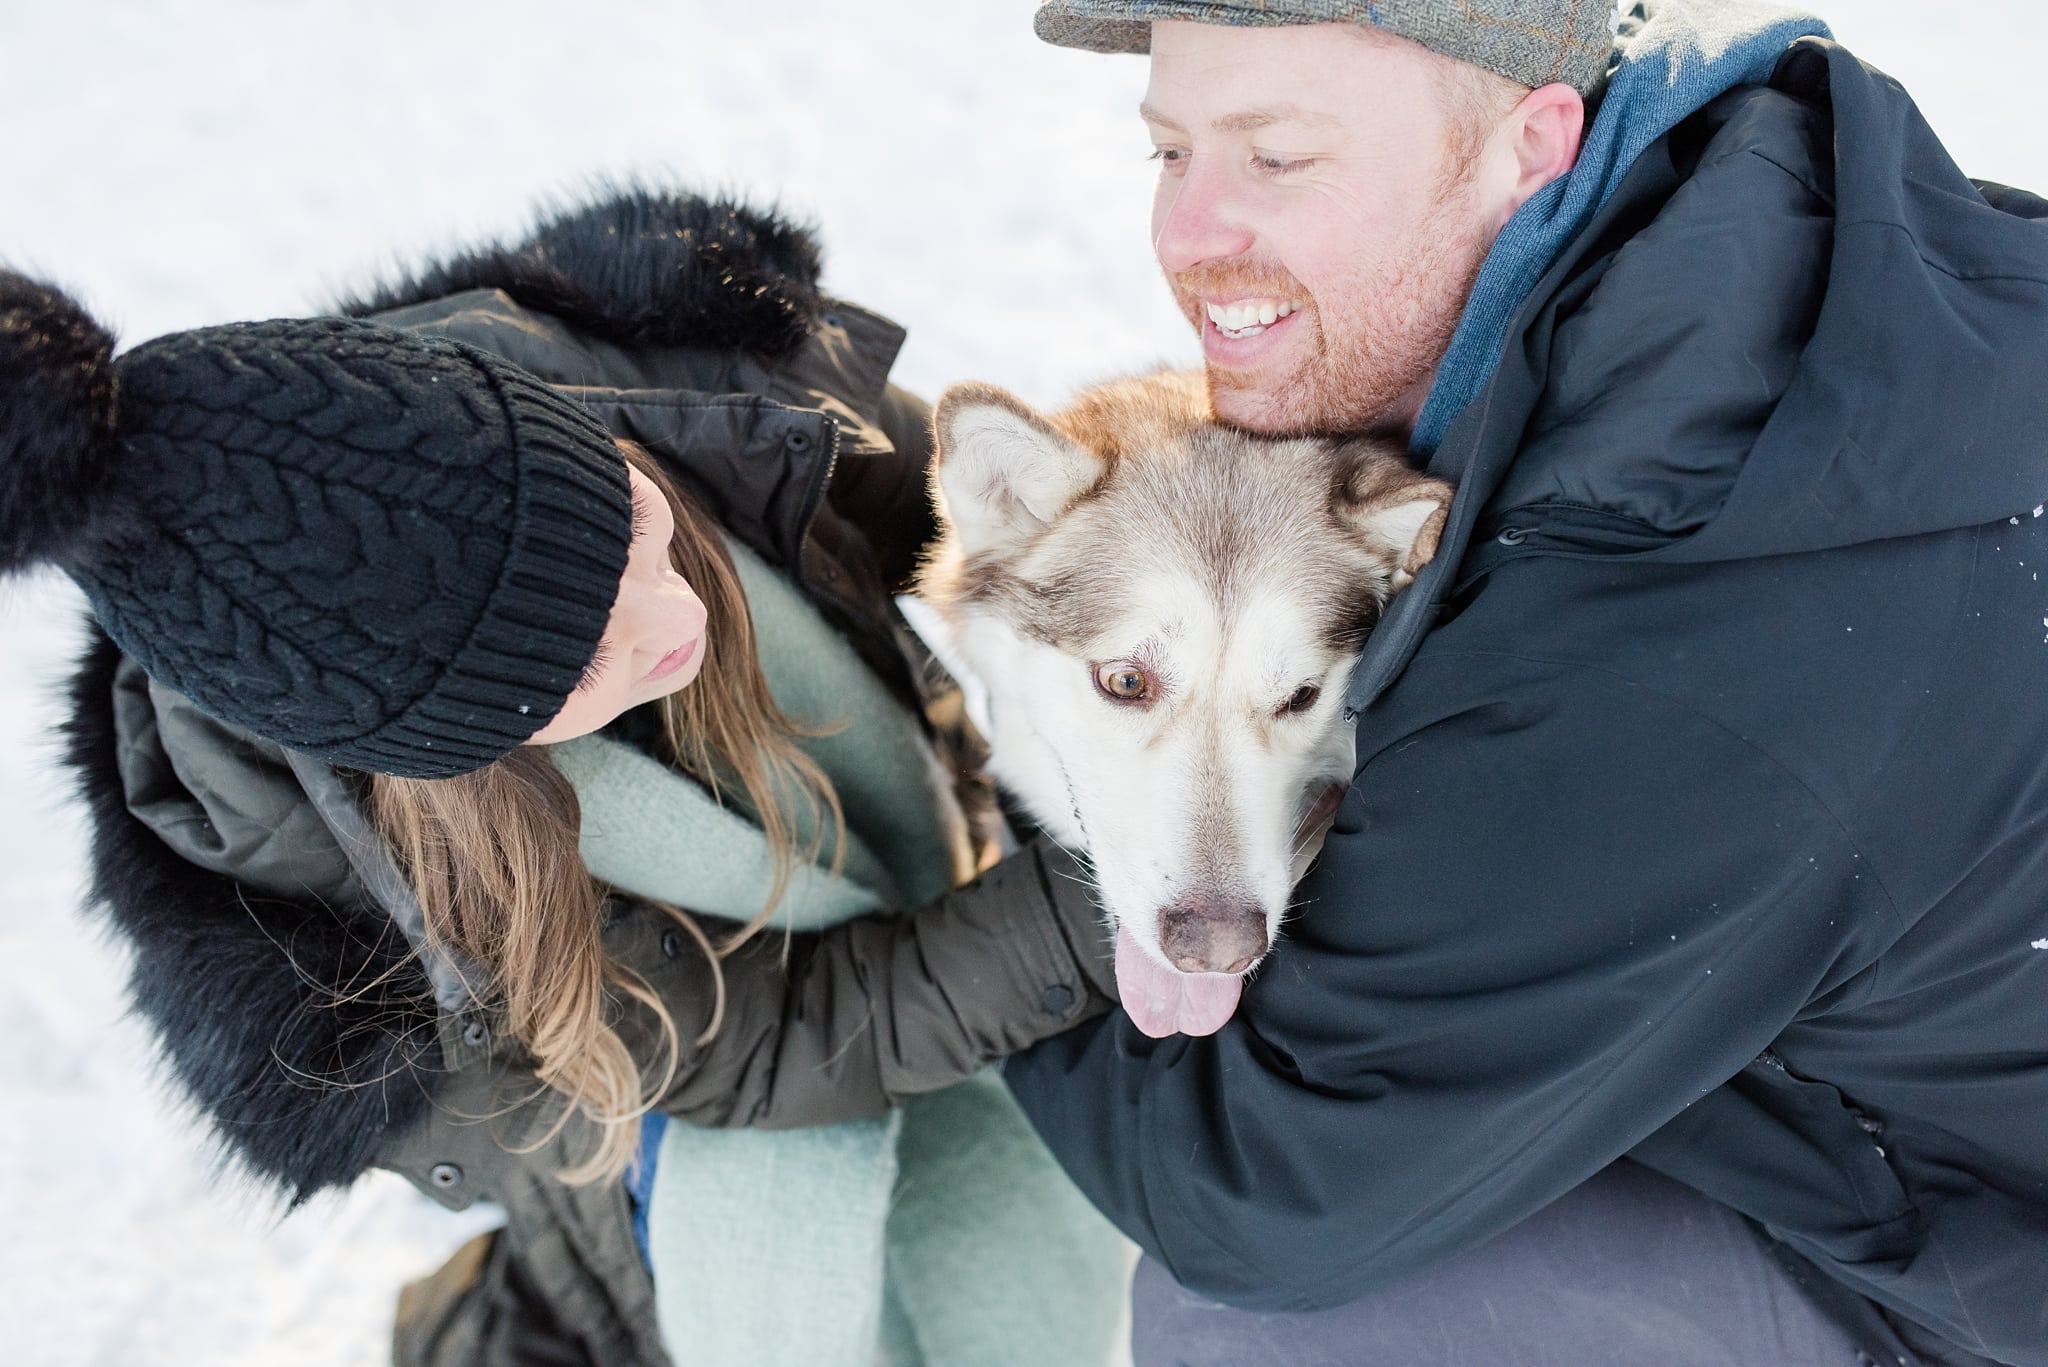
[1035,1,1619,97]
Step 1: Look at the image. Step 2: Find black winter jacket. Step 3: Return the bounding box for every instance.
[1007,40,2048,1367]
[56,190,1115,1367]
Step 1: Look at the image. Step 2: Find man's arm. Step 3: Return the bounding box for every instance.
[1006,650,1895,1310]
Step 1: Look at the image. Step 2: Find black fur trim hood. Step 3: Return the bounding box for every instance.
[337,185,827,359]
[62,634,439,1203]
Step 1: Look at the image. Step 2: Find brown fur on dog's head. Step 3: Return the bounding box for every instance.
[921,368,1452,623]
[1042,368,1212,462]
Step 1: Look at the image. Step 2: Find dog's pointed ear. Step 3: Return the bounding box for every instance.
[1333,444,1455,594]
[932,382,1105,555]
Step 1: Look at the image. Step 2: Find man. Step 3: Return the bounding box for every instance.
[1004,3,2048,1364]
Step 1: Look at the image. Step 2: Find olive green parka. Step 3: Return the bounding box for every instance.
[56,190,1114,1367]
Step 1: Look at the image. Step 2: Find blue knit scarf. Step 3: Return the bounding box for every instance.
[1410,0,1832,458]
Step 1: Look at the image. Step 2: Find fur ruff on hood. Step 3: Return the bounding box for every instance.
[336,185,827,359]
[62,632,439,1204]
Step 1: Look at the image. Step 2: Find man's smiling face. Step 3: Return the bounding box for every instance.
[1143,20,1520,438]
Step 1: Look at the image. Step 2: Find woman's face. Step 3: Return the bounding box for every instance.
[525,461,709,745]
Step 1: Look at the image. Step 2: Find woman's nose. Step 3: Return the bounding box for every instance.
[620,564,703,643]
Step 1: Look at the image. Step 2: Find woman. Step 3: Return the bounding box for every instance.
[0,189,1125,1366]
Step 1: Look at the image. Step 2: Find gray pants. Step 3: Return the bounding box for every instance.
[1132,1160,1965,1367]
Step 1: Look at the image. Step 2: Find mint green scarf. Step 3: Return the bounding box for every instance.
[551,537,1127,1367]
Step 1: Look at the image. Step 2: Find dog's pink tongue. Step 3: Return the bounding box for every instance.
[1115,925,1244,1038]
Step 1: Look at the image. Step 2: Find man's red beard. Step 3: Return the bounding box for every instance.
[1167,162,1495,439]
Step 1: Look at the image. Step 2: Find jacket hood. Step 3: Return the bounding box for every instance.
[1411,0,1833,456]
[1670,41,2048,562]
[1355,39,2048,710]
[62,631,442,1203]
[336,184,827,360]
[1491,41,2048,565]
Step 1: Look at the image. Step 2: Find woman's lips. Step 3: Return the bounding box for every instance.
[640,637,698,685]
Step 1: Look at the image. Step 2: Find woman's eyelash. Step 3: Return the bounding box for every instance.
[575,641,614,694]
[631,499,654,539]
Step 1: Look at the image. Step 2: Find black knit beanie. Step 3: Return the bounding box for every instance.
[0,271,632,779]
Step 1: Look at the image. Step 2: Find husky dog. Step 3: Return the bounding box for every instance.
[917,371,1451,1037]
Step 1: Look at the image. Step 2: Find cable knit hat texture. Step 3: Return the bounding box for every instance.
[0,271,631,779]
[1035,0,1619,97]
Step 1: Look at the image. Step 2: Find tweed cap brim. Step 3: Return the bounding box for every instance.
[1034,1,1618,98]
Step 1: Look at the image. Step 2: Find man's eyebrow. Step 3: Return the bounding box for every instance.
[1138,102,1185,132]
[1138,102,1341,135]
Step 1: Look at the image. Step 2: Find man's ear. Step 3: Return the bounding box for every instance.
[932,382,1105,555]
[1481,82,1585,233]
[1332,445,1455,593]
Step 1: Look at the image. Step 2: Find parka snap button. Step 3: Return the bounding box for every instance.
[429,1163,463,1190]
[1041,984,1077,1015]
[661,929,683,960]
[461,1018,489,1048]
[1496,527,1528,547]
[785,429,813,453]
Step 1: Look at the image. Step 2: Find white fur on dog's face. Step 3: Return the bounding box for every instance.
[920,373,1451,1015]
[950,566,1362,943]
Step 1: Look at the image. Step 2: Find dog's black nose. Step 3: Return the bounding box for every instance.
[1159,897,1268,975]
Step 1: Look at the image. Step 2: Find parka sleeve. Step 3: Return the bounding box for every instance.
[1003,650,1898,1311]
[642,836,1115,1129]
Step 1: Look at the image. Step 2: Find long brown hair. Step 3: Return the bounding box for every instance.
[364,442,843,1183]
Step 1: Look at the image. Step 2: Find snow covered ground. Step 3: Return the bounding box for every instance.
[0,3,2043,1364]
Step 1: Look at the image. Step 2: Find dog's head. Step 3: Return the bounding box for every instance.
[919,371,1451,1036]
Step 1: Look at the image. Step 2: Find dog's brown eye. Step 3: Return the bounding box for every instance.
[1281,684,1321,715]
[1095,662,1150,703]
